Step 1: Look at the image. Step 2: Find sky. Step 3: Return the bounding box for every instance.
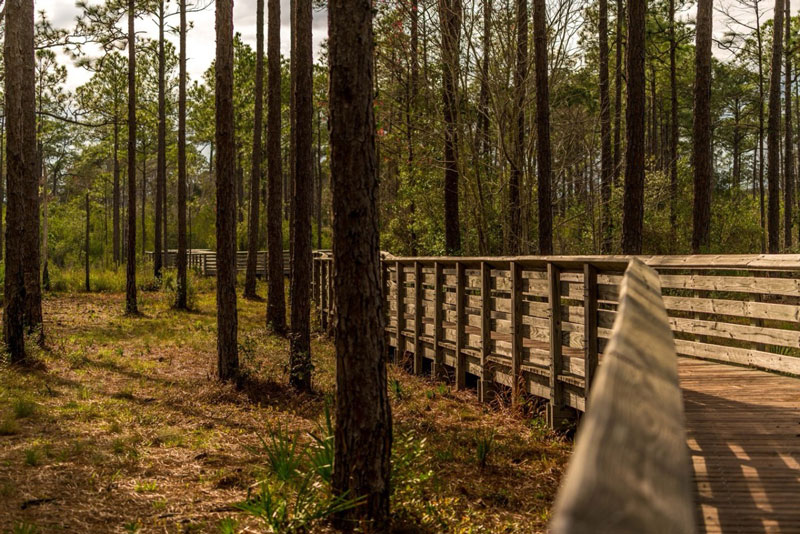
[39,0,329,90]
[39,0,777,92]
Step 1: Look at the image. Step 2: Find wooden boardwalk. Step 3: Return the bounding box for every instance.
[680,358,800,534]
[314,253,800,532]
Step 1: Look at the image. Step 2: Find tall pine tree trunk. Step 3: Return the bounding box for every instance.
[534,0,553,254]
[668,0,678,249]
[329,0,392,528]
[785,0,794,249]
[613,0,624,187]
[289,0,313,392]
[245,0,265,298]
[4,0,36,362]
[266,0,287,333]
[154,0,165,279]
[216,0,239,380]
[126,0,138,314]
[691,0,712,253]
[509,0,527,253]
[176,0,188,309]
[621,0,645,254]
[767,0,785,253]
[599,0,613,253]
[439,0,462,254]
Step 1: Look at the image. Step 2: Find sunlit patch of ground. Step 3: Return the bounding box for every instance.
[0,276,569,533]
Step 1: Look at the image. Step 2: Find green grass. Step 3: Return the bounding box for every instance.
[12,399,37,419]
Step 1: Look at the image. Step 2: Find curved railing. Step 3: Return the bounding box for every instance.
[548,258,695,533]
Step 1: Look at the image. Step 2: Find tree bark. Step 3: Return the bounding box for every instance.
[329,0,392,528]
[621,0,645,254]
[599,0,613,253]
[668,0,678,250]
[266,0,287,333]
[154,0,165,279]
[289,0,313,392]
[113,113,120,264]
[613,0,624,188]
[4,0,36,362]
[439,0,462,254]
[533,0,553,254]
[691,0,712,253]
[244,0,265,299]
[85,191,90,292]
[216,0,239,380]
[126,0,138,314]
[785,0,794,249]
[767,0,785,253]
[509,0,527,254]
[176,0,188,309]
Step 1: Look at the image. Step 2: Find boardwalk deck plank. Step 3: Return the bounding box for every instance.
[679,357,800,534]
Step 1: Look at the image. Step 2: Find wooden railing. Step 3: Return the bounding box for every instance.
[312,253,800,427]
[146,250,331,277]
[549,258,695,533]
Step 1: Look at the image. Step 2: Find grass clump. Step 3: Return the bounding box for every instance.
[12,399,37,419]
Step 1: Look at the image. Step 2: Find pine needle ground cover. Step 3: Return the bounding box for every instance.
[0,279,569,533]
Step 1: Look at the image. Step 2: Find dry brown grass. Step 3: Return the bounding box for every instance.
[0,278,569,533]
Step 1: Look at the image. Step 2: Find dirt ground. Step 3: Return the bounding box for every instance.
[0,281,569,533]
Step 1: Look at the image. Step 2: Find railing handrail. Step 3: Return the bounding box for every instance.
[549,258,695,534]
[381,253,800,271]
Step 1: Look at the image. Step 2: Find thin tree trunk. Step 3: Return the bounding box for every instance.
[113,113,120,264]
[613,0,624,187]
[439,0,462,254]
[329,0,392,528]
[216,0,239,380]
[767,0,785,253]
[4,0,35,361]
[244,0,265,299]
[668,0,678,248]
[599,0,613,253]
[176,0,188,309]
[534,0,553,254]
[126,0,138,314]
[0,117,4,264]
[756,9,766,252]
[154,0,165,279]
[621,0,645,254]
[266,0,287,333]
[692,0,712,253]
[785,0,794,248]
[289,0,314,392]
[141,151,147,256]
[509,0,527,254]
[316,107,322,250]
[85,191,90,292]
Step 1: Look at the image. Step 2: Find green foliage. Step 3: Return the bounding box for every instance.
[12,399,37,419]
[306,402,335,485]
[259,426,304,483]
[475,430,496,470]
[11,522,40,534]
[239,413,362,534]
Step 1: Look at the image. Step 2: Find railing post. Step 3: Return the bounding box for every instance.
[547,262,569,429]
[202,254,207,276]
[433,262,444,379]
[455,261,466,390]
[511,261,523,404]
[413,261,423,375]
[583,263,599,404]
[312,257,319,306]
[395,261,405,364]
[479,261,493,402]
